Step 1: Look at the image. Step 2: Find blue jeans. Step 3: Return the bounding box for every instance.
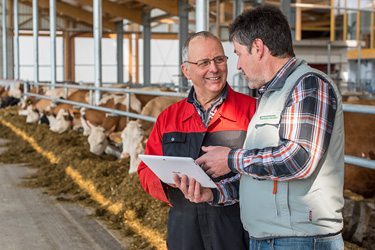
[249,233,344,250]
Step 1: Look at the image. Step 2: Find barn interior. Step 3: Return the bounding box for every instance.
[0,0,375,250]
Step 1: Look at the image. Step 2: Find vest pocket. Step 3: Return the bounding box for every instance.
[254,114,281,148]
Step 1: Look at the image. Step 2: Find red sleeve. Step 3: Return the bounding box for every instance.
[137,116,171,206]
[250,97,257,119]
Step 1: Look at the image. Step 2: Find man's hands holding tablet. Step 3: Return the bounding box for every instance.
[138,154,216,203]
[171,174,213,203]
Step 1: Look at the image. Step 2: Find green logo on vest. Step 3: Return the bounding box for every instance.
[260,115,278,120]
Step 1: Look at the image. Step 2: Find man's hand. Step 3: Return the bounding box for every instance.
[173,174,213,203]
[196,146,232,178]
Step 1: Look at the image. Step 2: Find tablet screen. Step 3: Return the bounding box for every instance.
[139,154,216,188]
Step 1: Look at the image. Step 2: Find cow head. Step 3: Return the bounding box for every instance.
[88,126,109,155]
[50,109,71,134]
[121,121,144,158]
[26,105,40,123]
[121,121,146,173]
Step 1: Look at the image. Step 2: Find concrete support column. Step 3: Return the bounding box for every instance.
[196,0,209,32]
[233,0,242,20]
[50,0,56,88]
[33,0,39,83]
[280,0,291,25]
[178,0,189,90]
[116,21,124,84]
[142,11,151,86]
[93,0,102,104]
[14,0,19,79]
[2,0,8,78]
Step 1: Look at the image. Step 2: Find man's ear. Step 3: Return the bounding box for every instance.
[253,38,264,59]
[181,64,191,80]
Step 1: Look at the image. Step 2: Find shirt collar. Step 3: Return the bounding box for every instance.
[258,57,297,95]
[187,83,228,105]
[183,83,229,122]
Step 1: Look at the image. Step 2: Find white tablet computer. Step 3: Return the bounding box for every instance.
[139,154,216,188]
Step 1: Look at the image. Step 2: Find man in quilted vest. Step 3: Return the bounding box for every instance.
[196,4,345,250]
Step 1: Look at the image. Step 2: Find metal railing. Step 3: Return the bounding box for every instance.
[1,80,374,170]
[22,81,188,123]
[342,103,375,170]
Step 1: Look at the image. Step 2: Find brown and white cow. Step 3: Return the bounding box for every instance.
[17,85,49,116]
[49,109,72,134]
[1,81,24,108]
[25,87,78,124]
[49,85,133,134]
[83,93,142,155]
[49,89,90,133]
[119,96,183,173]
[131,86,175,108]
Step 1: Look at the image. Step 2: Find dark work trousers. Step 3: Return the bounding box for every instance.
[166,187,249,250]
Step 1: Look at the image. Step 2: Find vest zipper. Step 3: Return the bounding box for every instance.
[273,180,279,216]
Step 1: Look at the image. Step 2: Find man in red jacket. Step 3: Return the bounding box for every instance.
[138,31,257,250]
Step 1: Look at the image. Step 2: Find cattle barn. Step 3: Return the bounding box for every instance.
[1,0,375,249]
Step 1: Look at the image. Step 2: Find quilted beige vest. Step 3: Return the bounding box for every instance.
[240,59,344,239]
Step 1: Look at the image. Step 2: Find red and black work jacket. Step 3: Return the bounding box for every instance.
[138,84,257,206]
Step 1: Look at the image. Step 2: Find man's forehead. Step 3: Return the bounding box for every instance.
[190,36,217,47]
[189,38,223,54]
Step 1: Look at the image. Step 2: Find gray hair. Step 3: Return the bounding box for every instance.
[182,31,221,64]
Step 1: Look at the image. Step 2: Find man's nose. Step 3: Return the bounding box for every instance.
[209,60,219,72]
[236,59,241,70]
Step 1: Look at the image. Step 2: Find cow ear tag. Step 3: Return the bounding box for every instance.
[115,137,122,143]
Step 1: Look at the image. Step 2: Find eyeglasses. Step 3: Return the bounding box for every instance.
[184,56,228,68]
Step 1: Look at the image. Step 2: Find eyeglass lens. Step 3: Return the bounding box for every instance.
[197,56,227,67]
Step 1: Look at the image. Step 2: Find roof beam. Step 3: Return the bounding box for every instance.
[73,0,142,24]
[29,0,115,31]
[136,0,178,16]
[29,0,116,31]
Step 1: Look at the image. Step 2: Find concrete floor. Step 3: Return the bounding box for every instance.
[0,139,126,250]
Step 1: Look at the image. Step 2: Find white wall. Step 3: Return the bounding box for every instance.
[75,37,122,83]
[15,36,242,88]
[74,38,242,86]
[17,36,64,82]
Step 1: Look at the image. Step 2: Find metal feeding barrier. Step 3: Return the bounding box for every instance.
[342,103,375,170]
[22,81,188,123]
[1,80,374,171]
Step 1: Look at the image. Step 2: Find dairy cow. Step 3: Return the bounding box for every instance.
[1,81,24,108]
[49,89,90,133]
[119,96,183,173]
[18,85,48,116]
[25,88,78,124]
[83,93,142,155]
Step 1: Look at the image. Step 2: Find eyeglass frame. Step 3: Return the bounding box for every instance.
[184,55,228,68]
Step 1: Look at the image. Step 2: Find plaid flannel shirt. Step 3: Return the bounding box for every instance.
[216,58,337,204]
